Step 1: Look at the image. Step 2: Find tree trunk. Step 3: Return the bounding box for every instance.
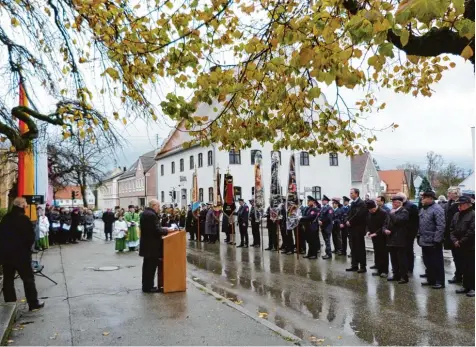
[80,184,88,208]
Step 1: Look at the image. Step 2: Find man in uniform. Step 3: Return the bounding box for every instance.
[366,199,389,277]
[319,195,334,260]
[331,197,343,255]
[295,199,306,254]
[185,204,197,241]
[346,188,368,273]
[249,199,261,248]
[340,196,351,257]
[237,198,249,248]
[198,203,208,242]
[450,196,475,297]
[300,196,319,259]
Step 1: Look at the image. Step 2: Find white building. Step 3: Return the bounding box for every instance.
[97,167,125,210]
[351,152,381,199]
[54,186,96,208]
[155,122,352,207]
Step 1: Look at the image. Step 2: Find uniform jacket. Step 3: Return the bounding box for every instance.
[0,206,35,263]
[366,208,388,237]
[333,206,344,225]
[341,205,350,224]
[139,207,169,258]
[444,200,460,249]
[386,207,409,247]
[250,206,261,224]
[348,197,367,232]
[300,206,319,232]
[49,211,61,230]
[237,204,249,225]
[319,204,334,231]
[417,202,445,247]
[450,209,475,251]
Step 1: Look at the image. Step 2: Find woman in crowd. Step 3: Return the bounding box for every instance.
[37,207,50,250]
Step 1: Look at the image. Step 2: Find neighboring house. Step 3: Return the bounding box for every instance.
[458,172,475,194]
[53,185,95,208]
[97,167,125,210]
[351,152,381,199]
[118,150,157,207]
[378,170,412,198]
[155,119,352,208]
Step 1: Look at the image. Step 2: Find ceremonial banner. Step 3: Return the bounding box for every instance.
[215,168,222,207]
[269,151,282,221]
[192,168,198,202]
[18,83,37,221]
[285,153,300,230]
[222,173,236,217]
[254,150,264,218]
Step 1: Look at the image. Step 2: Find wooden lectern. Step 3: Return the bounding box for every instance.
[162,230,187,293]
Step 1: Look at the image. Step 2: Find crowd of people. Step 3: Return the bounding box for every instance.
[183,187,475,297]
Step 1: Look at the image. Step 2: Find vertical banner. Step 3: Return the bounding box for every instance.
[215,168,222,208]
[269,151,282,221]
[253,151,264,218]
[222,172,236,217]
[18,83,37,221]
[285,153,300,230]
[191,168,200,212]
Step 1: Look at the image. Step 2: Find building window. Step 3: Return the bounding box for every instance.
[198,153,203,168]
[300,151,310,166]
[251,150,260,165]
[160,164,164,176]
[171,161,175,174]
[329,153,338,166]
[207,150,213,166]
[312,186,321,200]
[270,151,281,164]
[190,155,194,170]
[199,188,204,202]
[208,187,213,203]
[161,191,164,202]
[180,158,184,172]
[229,150,241,165]
[234,186,242,200]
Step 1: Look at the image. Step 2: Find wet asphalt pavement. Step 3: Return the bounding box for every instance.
[186,237,475,346]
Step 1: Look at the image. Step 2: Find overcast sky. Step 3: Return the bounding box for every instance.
[115,55,475,172]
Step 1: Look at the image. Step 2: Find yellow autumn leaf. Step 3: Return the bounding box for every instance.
[11,17,19,27]
[461,45,473,60]
[102,332,110,336]
[122,117,127,125]
[258,312,268,319]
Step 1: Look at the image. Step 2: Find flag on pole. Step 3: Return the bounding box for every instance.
[222,172,236,217]
[254,150,264,218]
[269,151,282,221]
[18,83,37,221]
[215,168,222,207]
[286,153,300,230]
[191,168,200,212]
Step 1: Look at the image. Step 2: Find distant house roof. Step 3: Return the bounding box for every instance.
[101,167,124,182]
[378,170,408,194]
[55,186,83,200]
[351,153,369,182]
[118,150,156,181]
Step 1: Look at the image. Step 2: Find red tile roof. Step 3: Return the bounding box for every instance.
[378,170,407,195]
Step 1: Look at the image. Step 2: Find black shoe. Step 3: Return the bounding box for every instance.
[372,272,381,276]
[322,254,331,260]
[308,256,317,259]
[419,274,427,278]
[143,287,160,293]
[456,287,469,294]
[254,245,260,248]
[250,244,256,247]
[448,276,463,284]
[370,265,377,270]
[357,268,367,273]
[398,279,409,284]
[339,253,347,256]
[346,267,358,272]
[432,284,445,289]
[347,254,352,258]
[286,251,294,255]
[29,301,45,311]
[244,244,249,248]
[265,247,272,251]
[303,255,310,258]
[466,290,475,297]
[300,250,306,254]
[387,277,400,282]
[421,282,436,286]
[237,244,244,248]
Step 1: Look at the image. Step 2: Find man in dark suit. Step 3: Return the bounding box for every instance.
[345,188,368,273]
[0,197,44,311]
[397,192,419,274]
[102,208,116,241]
[236,198,249,248]
[139,199,174,293]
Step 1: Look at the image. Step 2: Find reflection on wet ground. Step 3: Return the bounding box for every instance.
[186,241,475,346]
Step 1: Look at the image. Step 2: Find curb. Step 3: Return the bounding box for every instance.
[0,302,17,346]
[187,277,306,346]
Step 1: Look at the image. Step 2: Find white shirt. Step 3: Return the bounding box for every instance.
[38,216,50,238]
[113,220,128,239]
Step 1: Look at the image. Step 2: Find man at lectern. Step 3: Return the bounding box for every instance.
[140,199,177,293]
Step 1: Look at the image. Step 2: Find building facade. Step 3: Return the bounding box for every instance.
[351,152,381,199]
[378,170,412,198]
[117,150,157,208]
[97,168,125,210]
[156,127,352,207]
[53,186,95,208]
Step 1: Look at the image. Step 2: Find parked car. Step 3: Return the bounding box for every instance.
[93,210,103,219]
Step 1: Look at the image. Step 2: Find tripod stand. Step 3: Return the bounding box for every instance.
[15,249,58,285]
